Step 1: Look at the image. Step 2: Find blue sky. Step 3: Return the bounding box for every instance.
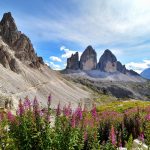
[1,0,150,73]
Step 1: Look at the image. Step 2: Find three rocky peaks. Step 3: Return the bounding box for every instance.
[0,12,44,73]
[66,46,139,75]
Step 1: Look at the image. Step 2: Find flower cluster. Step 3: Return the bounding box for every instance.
[0,96,150,149]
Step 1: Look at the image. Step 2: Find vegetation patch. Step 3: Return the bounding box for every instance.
[0,97,150,149]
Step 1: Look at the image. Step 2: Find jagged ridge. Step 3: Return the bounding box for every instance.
[0,12,44,73]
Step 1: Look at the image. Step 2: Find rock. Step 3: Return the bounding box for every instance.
[80,45,97,70]
[97,49,140,75]
[127,69,139,76]
[0,12,44,69]
[97,49,118,72]
[0,45,20,73]
[66,52,79,70]
[9,58,20,73]
[0,12,20,46]
[0,46,10,69]
[116,61,126,74]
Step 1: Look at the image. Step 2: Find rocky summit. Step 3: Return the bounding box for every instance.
[80,45,97,70]
[66,52,79,70]
[0,12,44,70]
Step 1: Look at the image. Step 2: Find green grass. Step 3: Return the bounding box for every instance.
[97,100,150,113]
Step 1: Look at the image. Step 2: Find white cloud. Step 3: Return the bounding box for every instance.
[16,0,150,47]
[126,59,150,73]
[12,0,150,67]
[49,56,62,62]
[45,61,62,70]
[60,46,82,58]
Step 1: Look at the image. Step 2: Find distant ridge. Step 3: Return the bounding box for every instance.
[141,68,150,79]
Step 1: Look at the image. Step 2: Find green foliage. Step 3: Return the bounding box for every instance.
[126,134,133,150]
[97,100,150,113]
[145,121,150,147]
[0,97,150,149]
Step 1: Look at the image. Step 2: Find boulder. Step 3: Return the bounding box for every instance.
[80,45,97,70]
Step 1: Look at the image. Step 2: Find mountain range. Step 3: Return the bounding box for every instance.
[0,12,150,109]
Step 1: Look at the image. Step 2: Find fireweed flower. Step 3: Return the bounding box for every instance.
[17,99,24,116]
[91,104,97,118]
[33,97,40,115]
[56,102,61,116]
[139,132,145,142]
[7,111,15,122]
[84,131,88,141]
[47,94,51,107]
[63,103,72,117]
[71,113,76,128]
[109,125,116,146]
[145,113,150,121]
[23,97,31,110]
[75,105,82,120]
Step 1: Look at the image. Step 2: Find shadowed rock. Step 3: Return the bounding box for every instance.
[66,52,79,70]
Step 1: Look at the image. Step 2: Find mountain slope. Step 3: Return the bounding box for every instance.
[141,68,150,80]
[0,12,92,109]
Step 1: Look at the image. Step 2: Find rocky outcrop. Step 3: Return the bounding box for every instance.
[80,45,97,70]
[97,49,139,75]
[0,12,44,69]
[66,52,79,70]
[97,49,117,72]
[0,45,20,73]
[66,47,139,76]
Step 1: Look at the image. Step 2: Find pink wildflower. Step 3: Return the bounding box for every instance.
[145,114,150,121]
[91,104,97,118]
[17,99,24,116]
[23,97,31,110]
[63,103,72,117]
[84,131,88,141]
[56,102,61,116]
[139,132,144,142]
[109,125,116,146]
[33,97,40,115]
[75,105,82,120]
[7,111,15,122]
[71,113,76,128]
[47,94,51,107]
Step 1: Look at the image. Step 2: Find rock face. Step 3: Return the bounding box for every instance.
[97,49,118,72]
[80,45,97,70]
[97,49,127,73]
[0,12,44,69]
[66,48,139,76]
[66,52,79,70]
[97,49,139,75]
[0,45,20,73]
